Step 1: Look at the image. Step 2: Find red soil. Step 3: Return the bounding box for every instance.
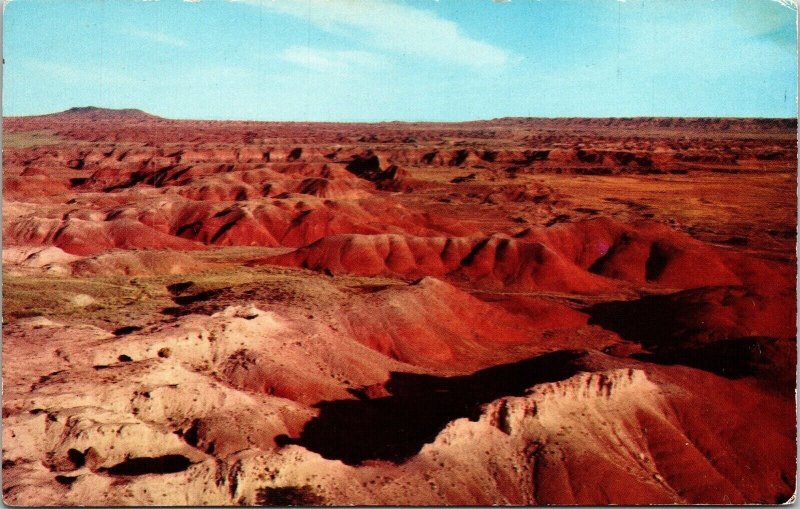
[2,108,796,505]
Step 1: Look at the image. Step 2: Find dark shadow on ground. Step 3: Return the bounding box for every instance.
[630,337,768,378]
[279,350,587,465]
[102,455,192,476]
[585,290,793,381]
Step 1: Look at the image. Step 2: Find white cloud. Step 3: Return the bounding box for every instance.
[183,65,255,83]
[279,45,385,72]
[243,0,512,68]
[126,28,188,47]
[23,60,136,86]
[770,0,797,10]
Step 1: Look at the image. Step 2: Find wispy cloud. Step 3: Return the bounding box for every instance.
[770,0,797,10]
[243,0,512,69]
[733,0,797,49]
[22,59,136,86]
[279,45,385,72]
[125,28,187,47]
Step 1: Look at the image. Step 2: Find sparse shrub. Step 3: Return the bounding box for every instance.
[11,309,45,319]
[254,485,324,506]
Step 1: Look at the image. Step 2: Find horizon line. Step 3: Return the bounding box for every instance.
[3,106,798,124]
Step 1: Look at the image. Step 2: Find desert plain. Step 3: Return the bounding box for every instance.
[1,107,797,505]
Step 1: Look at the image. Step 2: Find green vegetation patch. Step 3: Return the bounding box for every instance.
[3,274,174,326]
[2,264,405,329]
[3,130,69,149]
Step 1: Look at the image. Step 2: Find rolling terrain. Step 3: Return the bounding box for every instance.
[2,107,797,505]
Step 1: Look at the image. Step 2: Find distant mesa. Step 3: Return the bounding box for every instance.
[44,106,161,121]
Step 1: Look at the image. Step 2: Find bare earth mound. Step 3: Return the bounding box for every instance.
[2,110,796,505]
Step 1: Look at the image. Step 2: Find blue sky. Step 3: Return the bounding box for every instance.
[3,0,797,121]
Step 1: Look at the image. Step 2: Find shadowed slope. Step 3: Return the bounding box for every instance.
[281,350,587,465]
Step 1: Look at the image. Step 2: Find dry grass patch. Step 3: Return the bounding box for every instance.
[2,265,405,329]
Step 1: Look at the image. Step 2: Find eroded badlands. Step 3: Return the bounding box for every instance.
[2,108,796,505]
